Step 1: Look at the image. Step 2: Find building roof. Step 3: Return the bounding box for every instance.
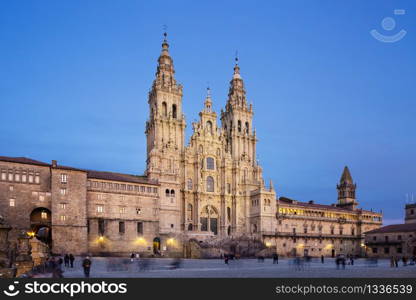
[0,156,50,167]
[0,155,156,185]
[340,166,353,183]
[86,170,158,185]
[365,223,416,234]
[278,197,379,215]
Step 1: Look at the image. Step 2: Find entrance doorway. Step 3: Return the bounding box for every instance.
[153,237,161,254]
[331,249,335,258]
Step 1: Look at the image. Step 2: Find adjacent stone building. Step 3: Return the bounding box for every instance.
[365,204,416,258]
[0,34,382,257]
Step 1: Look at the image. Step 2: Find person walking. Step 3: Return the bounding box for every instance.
[69,254,75,268]
[64,254,70,267]
[272,253,279,264]
[224,254,229,265]
[321,255,324,264]
[82,256,92,278]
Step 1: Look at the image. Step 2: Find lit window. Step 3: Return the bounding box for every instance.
[28,174,33,183]
[60,188,66,196]
[61,174,68,183]
[8,172,13,181]
[119,207,126,214]
[35,174,40,184]
[97,205,104,213]
[41,211,48,219]
[39,195,45,202]
[9,198,15,207]
[60,203,66,209]
[15,173,20,181]
[1,170,6,180]
[60,215,66,221]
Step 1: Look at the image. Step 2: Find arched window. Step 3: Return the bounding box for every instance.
[227,207,231,222]
[238,120,242,132]
[187,179,193,190]
[170,189,175,197]
[206,157,215,170]
[172,104,177,119]
[206,121,213,134]
[245,122,249,134]
[206,176,214,192]
[187,203,193,221]
[165,189,170,197]
[162,102,167,117]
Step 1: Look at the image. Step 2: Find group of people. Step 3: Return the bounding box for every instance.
[390,256,416,267]
[63,253,75,268]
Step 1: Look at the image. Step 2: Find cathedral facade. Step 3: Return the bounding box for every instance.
[0,35,382,257]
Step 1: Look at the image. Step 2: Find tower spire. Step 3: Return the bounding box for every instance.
[204,86,213,113]
[336,166,358,210]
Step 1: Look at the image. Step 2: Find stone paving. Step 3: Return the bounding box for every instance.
[58,257,416,278]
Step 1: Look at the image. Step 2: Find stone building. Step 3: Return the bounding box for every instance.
[0,34,382,257]
[364,203,416,258]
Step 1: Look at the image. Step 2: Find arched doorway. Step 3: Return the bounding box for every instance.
[30,207,52,244]
[200,205,218,235]
[153,237,161,254]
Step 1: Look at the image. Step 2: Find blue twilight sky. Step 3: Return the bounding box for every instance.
[0,0,415,225]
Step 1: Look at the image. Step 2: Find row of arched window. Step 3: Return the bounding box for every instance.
[224,120,250,134]
[161,102,177,119]
[165,189,175,197]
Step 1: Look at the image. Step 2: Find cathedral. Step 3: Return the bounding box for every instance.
[0,34,382,257]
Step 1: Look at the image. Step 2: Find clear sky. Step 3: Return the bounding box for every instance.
[1,0,415,225]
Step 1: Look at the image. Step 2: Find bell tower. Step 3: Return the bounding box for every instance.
[145,32,186,180]
[220,57,256,165]
[336,166,358,210]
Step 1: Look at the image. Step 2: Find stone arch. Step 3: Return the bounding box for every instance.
[30,207,52,244]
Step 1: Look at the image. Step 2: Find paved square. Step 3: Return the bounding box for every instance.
[60,257,416,278]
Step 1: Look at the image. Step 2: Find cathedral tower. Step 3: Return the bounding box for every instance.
[145,33,186,180]
[220,58,256,165]
[336,166,358,210]
[145,33,185,236]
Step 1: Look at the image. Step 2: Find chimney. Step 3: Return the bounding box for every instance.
[52,160,57,168]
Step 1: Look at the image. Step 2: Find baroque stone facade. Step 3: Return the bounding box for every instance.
[0,34,382,257]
